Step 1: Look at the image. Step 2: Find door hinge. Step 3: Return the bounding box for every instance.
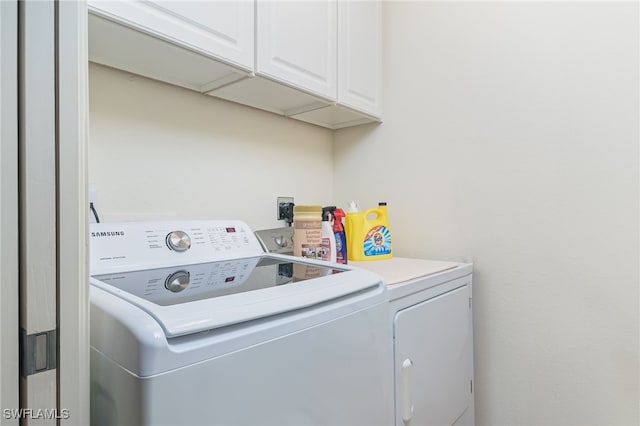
[470,379,473,394]
[20,328,57,377]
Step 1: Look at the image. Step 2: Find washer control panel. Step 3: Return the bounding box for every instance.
[90,220,265,275]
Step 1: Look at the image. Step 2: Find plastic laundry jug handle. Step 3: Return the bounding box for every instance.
[364,208,383,220]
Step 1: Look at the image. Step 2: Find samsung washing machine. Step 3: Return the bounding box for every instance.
[89,220,393,426]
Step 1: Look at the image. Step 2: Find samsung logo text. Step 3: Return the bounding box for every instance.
[91,231,125,238]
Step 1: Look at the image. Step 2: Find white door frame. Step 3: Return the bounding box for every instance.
[3,1,89,424]
[1,1,20,424]
[19,0,58,419]
[57,1,90,423]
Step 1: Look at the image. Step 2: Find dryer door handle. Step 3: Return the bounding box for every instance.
[401,358,414,424]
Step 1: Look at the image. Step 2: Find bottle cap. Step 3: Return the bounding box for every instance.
[293,205,322,213]
[293,205,322,219]
[322,206,336,221]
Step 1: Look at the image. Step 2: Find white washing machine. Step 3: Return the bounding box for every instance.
[89,220,393,426]
[350,258,475,426]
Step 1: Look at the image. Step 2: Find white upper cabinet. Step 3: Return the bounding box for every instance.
[87,0,382,129]
[290,0,381,128]
[88,0,254,92]
[256,0,337,101]
[338,0,382,117]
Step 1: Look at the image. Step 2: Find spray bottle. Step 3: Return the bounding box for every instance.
[321,206,337,263]
[333,207,348,264]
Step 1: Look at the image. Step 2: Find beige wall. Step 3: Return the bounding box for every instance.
[334,2,639,425]
[89,2,639,424]
[88,63,334,230]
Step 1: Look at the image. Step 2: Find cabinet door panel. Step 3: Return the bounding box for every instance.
[257,0,336,100]
[89,0,254,70]
[394,286,472,426]
[338,0,381,117]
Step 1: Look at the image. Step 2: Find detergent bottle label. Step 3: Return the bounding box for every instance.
[321,237,331,261]
[363,225,392,256]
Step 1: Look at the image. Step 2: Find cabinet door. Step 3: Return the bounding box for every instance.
[338,0,382,117]
[256,0,337,100]
[88,0,254,70]
[394,285,472,426]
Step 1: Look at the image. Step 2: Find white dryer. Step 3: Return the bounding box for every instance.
[350,258,475,426]
[89,220,393,426]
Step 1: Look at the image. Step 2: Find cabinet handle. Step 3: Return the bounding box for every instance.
[401,358,414,424]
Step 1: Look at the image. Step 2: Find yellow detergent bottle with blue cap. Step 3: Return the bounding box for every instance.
[345,201,393,261]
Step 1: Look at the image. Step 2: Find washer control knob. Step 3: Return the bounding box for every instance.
[166,230,191,252]
[274,235,288,248]
[165,270,190,293]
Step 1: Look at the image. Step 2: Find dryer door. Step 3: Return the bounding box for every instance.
[394,284,473,426]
